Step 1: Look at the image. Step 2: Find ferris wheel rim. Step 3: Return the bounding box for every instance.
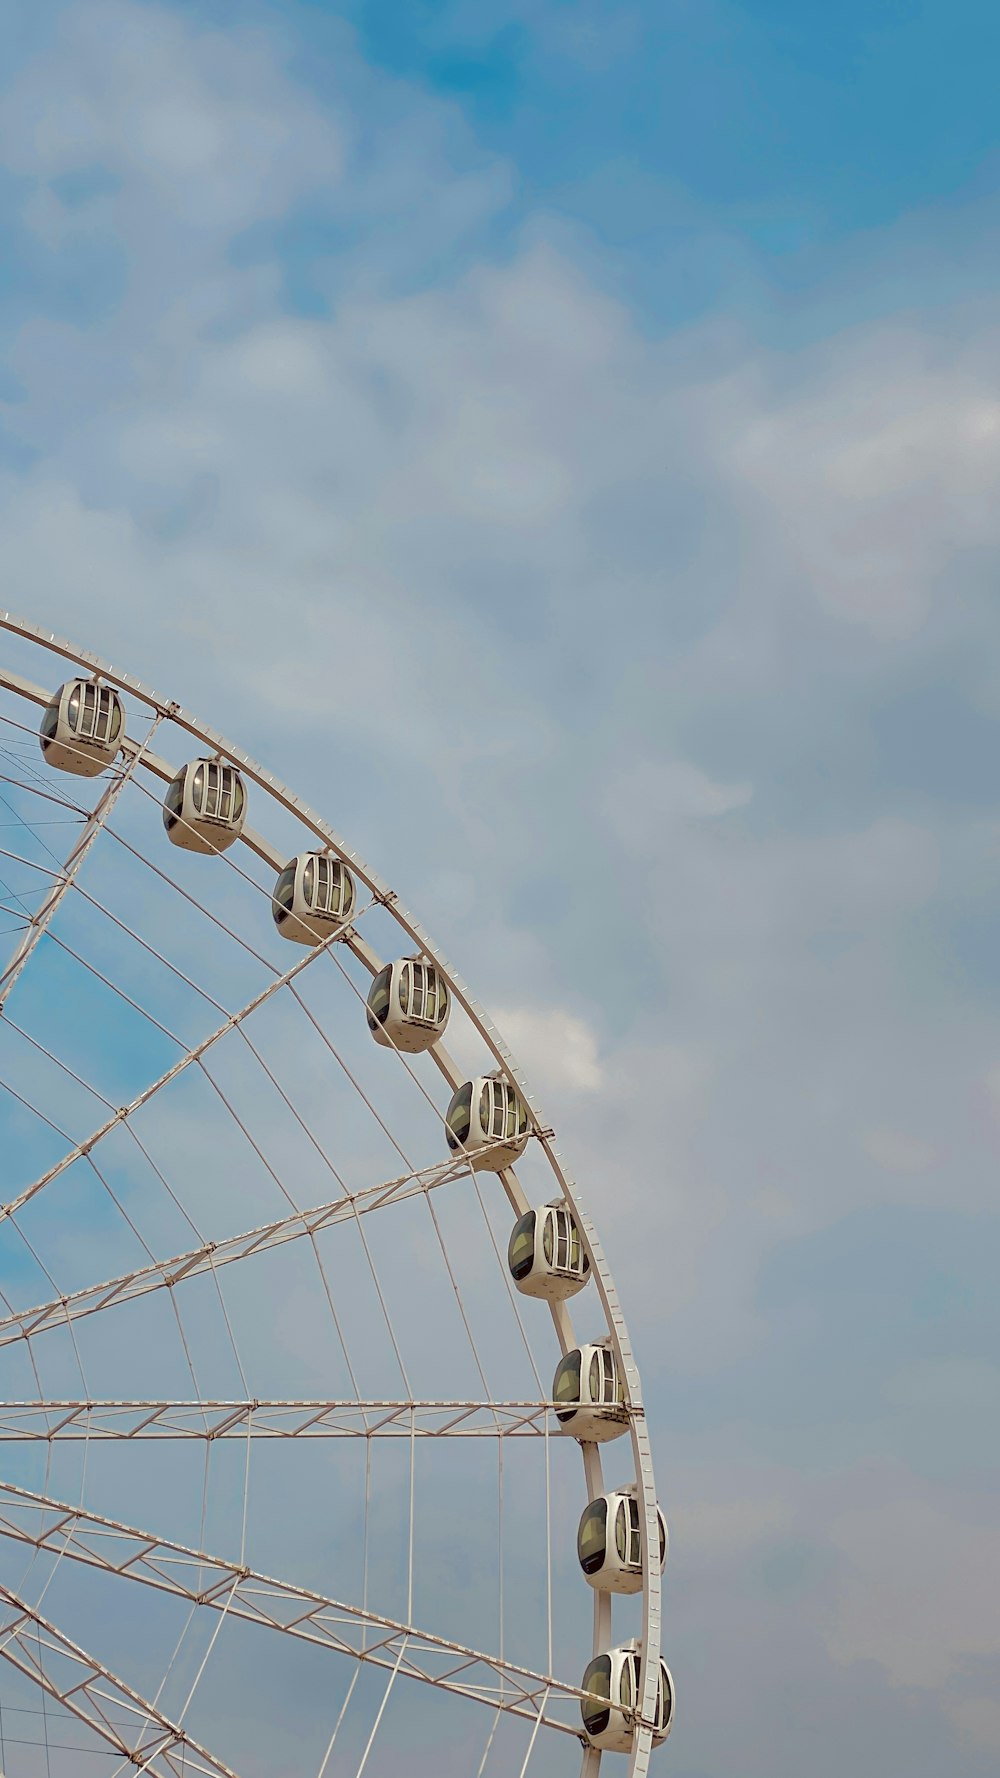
[0,609,665,1776]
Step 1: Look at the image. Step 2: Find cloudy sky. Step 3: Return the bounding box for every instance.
[1,1,999,1773]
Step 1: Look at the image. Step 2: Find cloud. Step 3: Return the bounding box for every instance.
[492,1004,603,1095]
[949,1696,1000,1757]
[603,759,753,852]
[827,1478,1000,1688]
[0,1,344,233]
[862,1126,937,1173]
[675,1491,792,1557]
[707,320,1000,641]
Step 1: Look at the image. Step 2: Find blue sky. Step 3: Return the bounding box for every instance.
[0,1,999,1773]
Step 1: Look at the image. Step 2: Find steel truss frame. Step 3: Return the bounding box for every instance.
[0,1580,240,1776]
[0,613,666,1777]
[0,1398,575,1440]
[0,1155,471,1350]
[0,1480,592,1737]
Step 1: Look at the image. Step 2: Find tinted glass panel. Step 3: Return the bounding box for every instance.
[615,1500,629,1562]
[165,776,185,816]
[479,1085,492,1137]
[553,1350,582,1422]
[581,1656,612,1737]
[40,700,59,740]
[577,1499,607,1574]
[507,1212,536,1281]
[620,1656,633,1712]
[446,1083,473,1149]
[273,866,296,917]
[542,1211,553,1266]
[367,966,393,1028]
[658,1662,673,1732]
[67,684,80,727]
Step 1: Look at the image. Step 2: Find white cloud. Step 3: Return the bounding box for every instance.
[981,1062,1000,1122]
[861,1126,937,1173]
[492,1005,603,1095]
[827,1483,1000,1687]
[0,1,344,233]
[713,325,1000,640]
[603,759,752,856]
[948,1696,1000,1756]
[675,1493,792,1557]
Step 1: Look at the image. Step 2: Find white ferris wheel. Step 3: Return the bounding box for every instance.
[0,613,671,1777]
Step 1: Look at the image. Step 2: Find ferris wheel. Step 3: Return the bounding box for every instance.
[0,612,671,1777]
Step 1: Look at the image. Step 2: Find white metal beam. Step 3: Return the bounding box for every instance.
[0,1398,577,1439]
[0,1579,241,1776]
[0,1153,472,1349]
[0,1481,593,1740]
[0,716,161,1012]
[0,900,364,1221]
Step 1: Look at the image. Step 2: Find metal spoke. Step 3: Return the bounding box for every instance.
[0,900,371,1222]
[0,1399,571,1440]
[0,714,161,1012]
[0,1482,591,1738]
[0,1154,472,1350]
[0,1580,241,1776]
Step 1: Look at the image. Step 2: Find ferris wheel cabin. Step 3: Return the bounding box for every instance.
[552,1340,629,1442]
[507,1201,590,1301]
[39,679,125,777]
[272,850,356,944]
[577,1486,668,1594]
[580,1642,674,1753]
[445,1073,529,1171]
[366,957,450,1053]
[163,758,247,854]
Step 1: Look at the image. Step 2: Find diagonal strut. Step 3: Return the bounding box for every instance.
[0,1481,591,1737]
[0,714,161,1012]
[0,1153,473,1349]
[0,1576,241,1776]
[0,899,364,1221]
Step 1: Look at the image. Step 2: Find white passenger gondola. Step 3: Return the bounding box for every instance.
[507,1200,589,1301]
[577,1486,668,1594]
[272,851,356,945]
[163,758,246,854]
[580,1642,674,1753]
[552,1339,629,1442]
[445,1073,529,1171]
[366,957,450,1052]
[39,679,124,777]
